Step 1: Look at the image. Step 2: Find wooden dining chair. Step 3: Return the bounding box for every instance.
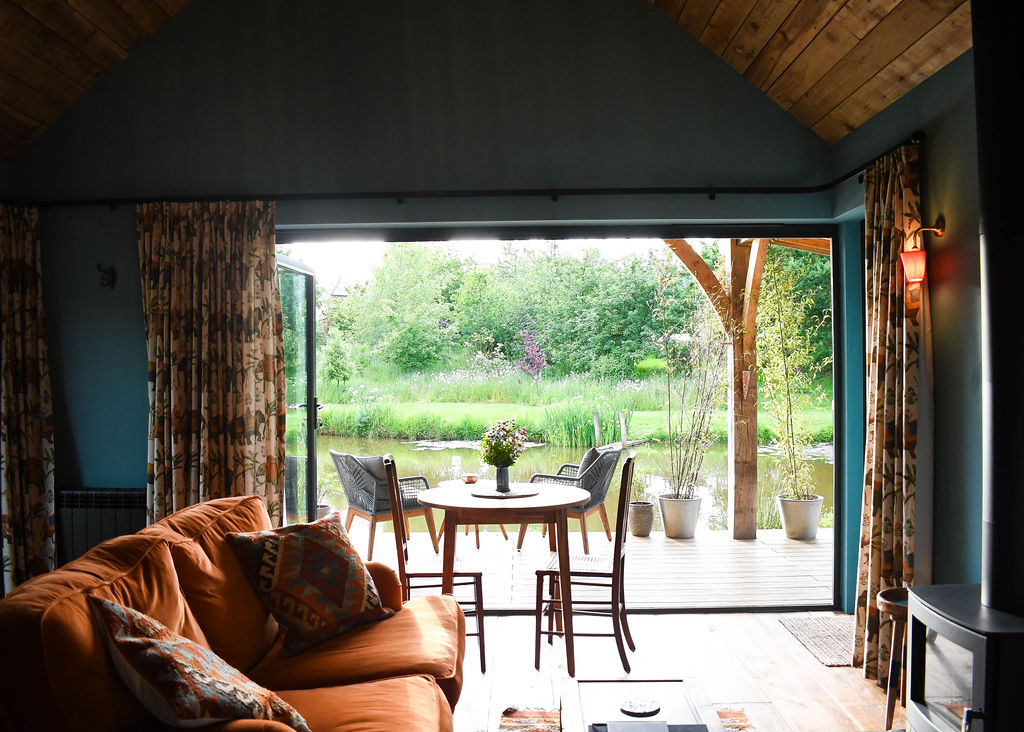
[329,450,439,561]
[533,453,637,672]
[518,446,622,554]
[383,457,487,672]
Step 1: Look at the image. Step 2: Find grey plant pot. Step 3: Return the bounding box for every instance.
[776,494,824,540]
[659,494,701,539]
[628,501,654,537]
[315,504,332,520]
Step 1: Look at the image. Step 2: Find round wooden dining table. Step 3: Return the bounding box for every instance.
[418,479,590,676]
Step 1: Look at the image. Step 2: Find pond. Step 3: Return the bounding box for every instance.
[308,436,834,535]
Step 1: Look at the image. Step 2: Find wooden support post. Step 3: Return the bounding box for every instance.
[665,238,766,540]
[619,411,628,448]
[726,238,766,540]
[593,412,602,447]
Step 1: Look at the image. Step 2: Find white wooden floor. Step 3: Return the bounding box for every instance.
[349,524,834,610]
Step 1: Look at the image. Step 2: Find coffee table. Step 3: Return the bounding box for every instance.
[560,678,725,731]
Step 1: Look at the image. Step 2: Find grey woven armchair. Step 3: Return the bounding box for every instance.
[516,445,623,554]
[329,450,439,561]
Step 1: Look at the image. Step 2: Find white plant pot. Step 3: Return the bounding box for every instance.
[659,494,701,539]
[776,494,824,540]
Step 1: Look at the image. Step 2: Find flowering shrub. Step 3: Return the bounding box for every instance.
[479,419,527,467]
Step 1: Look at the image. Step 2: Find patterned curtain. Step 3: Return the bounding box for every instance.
[0,204,55,595]
[853,144,929,679]
[138,201,286,525]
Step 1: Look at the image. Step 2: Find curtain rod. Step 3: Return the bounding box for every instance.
[7,133,922,209]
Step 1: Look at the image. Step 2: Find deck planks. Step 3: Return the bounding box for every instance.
[349,523,834,610]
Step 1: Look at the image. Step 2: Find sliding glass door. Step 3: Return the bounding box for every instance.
[277,256,317,523]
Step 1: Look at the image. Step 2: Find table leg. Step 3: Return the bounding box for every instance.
[441,509,458,595]
[554,509,575,677]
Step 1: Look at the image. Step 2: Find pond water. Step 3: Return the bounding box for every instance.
[310,436,833,535]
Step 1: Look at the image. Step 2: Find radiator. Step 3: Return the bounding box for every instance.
[56,488,147,566]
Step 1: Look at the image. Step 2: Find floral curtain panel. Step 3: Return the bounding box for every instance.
[138,201,286,525]
[853,144,932,680]
[0,204,55,595]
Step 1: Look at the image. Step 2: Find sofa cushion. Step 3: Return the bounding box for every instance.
[0,534,210,732]
[88,596,310,731]
[143,495,280,670]
[227,511,393,655]
[135,676,453,732]
[248,595,465,711]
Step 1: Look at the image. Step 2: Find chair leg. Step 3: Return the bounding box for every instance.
[517,523,529,550]
[580,515,589,555]
[498,523,508,540]
[404,516,411,542]
[534,573,545,670]
[344,508,356,532]
[553,577,563,634]
[474,575,486,673]
[618,567,635,651]
[474,523,481,549]
[598,504,613,541]
[367,515,377,561]
[546,574,557,644]
[611,576,631,673]
[424,508,440,554]
[885,616,905,730]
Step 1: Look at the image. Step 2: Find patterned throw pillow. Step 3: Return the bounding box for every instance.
[87,596,310,731]
[227,511,394,654]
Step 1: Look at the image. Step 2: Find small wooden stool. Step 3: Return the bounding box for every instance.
[877,587,909,730]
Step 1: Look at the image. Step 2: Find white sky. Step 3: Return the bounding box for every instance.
[280,238,669,292]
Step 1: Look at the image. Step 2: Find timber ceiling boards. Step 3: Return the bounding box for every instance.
[651,0,973,143]
[0,0,192,158]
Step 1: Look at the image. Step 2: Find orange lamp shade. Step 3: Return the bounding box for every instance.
[901,249,927,283]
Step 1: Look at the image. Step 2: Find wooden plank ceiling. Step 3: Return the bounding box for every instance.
[0,0,973,158]
[0,0,192,158]
[651,0,973,143]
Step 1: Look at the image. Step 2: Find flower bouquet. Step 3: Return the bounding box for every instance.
[479,420,527,492]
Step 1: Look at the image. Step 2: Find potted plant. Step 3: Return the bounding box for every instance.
[654,261,728,539]
[314,473,343,520]
[628,469,654,538]
[757,246,829,540]
[479,419,527,493]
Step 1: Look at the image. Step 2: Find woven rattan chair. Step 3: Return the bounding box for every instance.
[534,453,637,672]
[383,457,486,672]
[516,445,622,554]
[329,450,439,561]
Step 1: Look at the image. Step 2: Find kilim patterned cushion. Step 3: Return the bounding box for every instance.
[87,596,310,731]
[227,511,394,654]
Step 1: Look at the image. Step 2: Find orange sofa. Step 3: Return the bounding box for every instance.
[0,495,466,731]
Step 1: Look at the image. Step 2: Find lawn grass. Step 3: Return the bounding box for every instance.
[314,400,834,444]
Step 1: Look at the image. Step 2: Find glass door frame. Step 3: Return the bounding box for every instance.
[277,255,318,522]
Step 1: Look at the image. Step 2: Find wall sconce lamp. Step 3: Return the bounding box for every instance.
[901,218,945,284]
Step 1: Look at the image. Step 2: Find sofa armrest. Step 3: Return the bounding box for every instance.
[365,561,403,611]
[138,719,294,731]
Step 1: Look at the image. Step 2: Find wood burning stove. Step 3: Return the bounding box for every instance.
[907,585,1024,731]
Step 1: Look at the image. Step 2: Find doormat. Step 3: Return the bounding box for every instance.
[498,706,560,731]
[779,613,855,667]
[715,707,754,730]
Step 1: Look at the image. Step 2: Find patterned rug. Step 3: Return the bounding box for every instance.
[497,706,561,731]
[779,614,855,667]
[715,707,754,730]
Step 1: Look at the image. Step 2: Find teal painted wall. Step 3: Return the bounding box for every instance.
[836,219,865,612]
[38,206,149,489]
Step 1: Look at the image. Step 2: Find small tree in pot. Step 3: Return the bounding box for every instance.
[757,245,830,539]
[628,467,654,538]
[654,259,728,539]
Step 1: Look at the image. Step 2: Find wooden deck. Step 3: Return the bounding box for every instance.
[348,524,834,610]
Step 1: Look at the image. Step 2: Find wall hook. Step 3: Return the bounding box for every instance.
[97,263,117,289]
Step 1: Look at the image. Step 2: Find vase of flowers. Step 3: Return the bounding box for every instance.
[479,420,527,493]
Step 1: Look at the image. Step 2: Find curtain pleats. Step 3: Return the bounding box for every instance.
[138,201,286,525]
[853,145,928,680]
[0,203,55,595]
